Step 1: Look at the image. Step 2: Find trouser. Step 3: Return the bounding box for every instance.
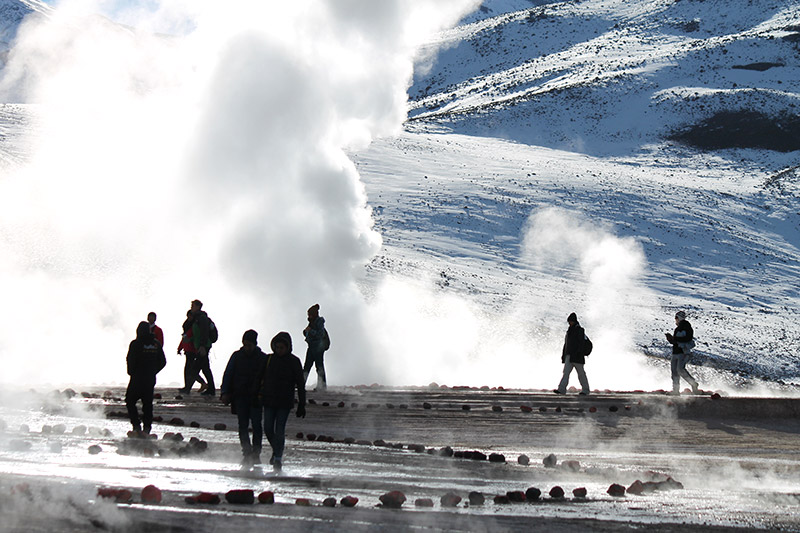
[234,397,263,456]
[303,348,326,389]
[263,407,291,460]
[557,356,590,394]
[188,351,215,392]
[671,351,698,392]
[126,376,156,431]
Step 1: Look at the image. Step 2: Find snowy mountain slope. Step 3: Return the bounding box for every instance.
[410,0,800,154]
[0,0,47,51]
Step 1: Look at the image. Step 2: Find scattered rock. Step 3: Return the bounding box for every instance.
[440,492,462,507]
[50,442,63,453]
[525,487,541,501]
[52,424,66,434]
[338,402,346,408]
[373,439,387,447]
[62,389,77,399]
[141,485,162,504]
[422,402,432,410]
[538,406,547,412]
[379,491,406,508]
[607,484,626,497]
[187,492,220,504]
[190,421,200,428]
[72,425,87,435]
[543,454,557,468]
[549,486,565,499]
[415,498,434,507]
[506,491,526,503]
[462,405,471,411]
[711,393,721,400]
[226,489,255,504]
[493,494,510,504]
[468,491,485,505]
[9,440,32,452]
[573,487,587,498]
[213,423,226,431]
[258,491,275,504]
[153,393,162,400]
[561,460,580,472]
[627,480,645,495]
[588,406,597,413]
[520,405,533,413]
[88,445,102,455]
[491,405,503,412]
[97,488,133,503]
[169,418,185,426]
[340,496,359,507]
[296,432,304,439]
[517,454,530,466]
[609,405,619,412]
[437,446,454,457]
[295,498,311,506]
[489,453,506,463]
[322,497,337,507]
[306,433,317,441]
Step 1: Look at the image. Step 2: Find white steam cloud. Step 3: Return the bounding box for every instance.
[0,0,479,387]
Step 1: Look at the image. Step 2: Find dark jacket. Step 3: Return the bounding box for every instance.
[190,310,212,351]
[561,323,586,365]
[671,320,694,355]
[221,346,267,399]
[259,332,306,409]
[127,322,167,379]
[304,316,327,352]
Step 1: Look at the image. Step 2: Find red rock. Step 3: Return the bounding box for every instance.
[539,406,547,412]
[549,486,565,499]
[115,489,133,503]
[554,407,562,413]
[440,493,462,507]
[308,399,317,404]
[488,453,506,463]
[589,406,597,413]
[169,417,184,426]
[468,491,485,505]
[97,487,118,499]
[422,402,432,409]
[141,485,162,503]
[627,480,645,495]
[492,405,503,412]
[437,446,454,457]
[296,432,304,439]
[338,402,346,408]
[152,416,163,422]
[340,496,359,507]
[306,433,317,441]
[379,490,406,508]
[153,393,162,400]
[542,454,557,468]
[415,498,434,507]
[373,439,387,447]
[295,498,311,506]
[462,404,471,411]
[322,497,337,507]
[88,445,102,455]
[258,491,275,504]
[607,483,626,497]
[493,495,510,504]
[525,487,541,501]
[572,487,587,498]
[197,492,221,504]
[213,423,226,430]
[517,454,530,466]
[609,405,619,412]
[520,405,533,413]
[190,421,200,428]
[711,393,721,400]
[506,491,526,503]
[226,489,255,504]
[103,390,114,398]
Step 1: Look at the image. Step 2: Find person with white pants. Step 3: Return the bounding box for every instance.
[554,312,590,395]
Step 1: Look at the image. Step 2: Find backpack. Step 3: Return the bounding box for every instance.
[208,318,219,344]
[583,334,593,356]
[322,328,330,351]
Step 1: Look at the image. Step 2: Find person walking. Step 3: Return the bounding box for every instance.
[147,312,164,346]
[189,299,216,396]
[259,332,306,472]
[221,330,268,467]
[177,310,208,394]
[302,304,329,391]
[125,321,167,436]
[554,312,590,396]
[666,310,699,395]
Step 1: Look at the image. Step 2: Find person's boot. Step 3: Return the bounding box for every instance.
[273,457,282,472]
[315,372,327,391]
[303,371,310,384]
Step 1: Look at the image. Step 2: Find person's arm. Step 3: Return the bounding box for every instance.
[220,353,237,400]
[155,345,167,374]
[126,342,137,376]
[293,357,306,417]
[305,317,325,342]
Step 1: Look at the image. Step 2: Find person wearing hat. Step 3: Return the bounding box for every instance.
[665,311,699,395]
[125,321,167,436]
[258,332,306,472]
[302,303,330,391]
[220,329,268,467]
[554,312,590,395]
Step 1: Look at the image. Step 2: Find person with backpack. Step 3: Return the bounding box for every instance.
[220,329,268,467]
[302,303,330,391]
[665,310,700,395]
[126,321,167,436]
[177,310,209,394]
[188,299,216,396]
[258,332,306,472]
[554,312,591,396]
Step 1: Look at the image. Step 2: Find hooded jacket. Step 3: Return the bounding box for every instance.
[258,332,306,409]
[127,322,167,379]
[561,322,586,365]
[671,319,694,355]
[221,346,268,399]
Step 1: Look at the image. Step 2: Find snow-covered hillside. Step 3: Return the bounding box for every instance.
[354,0,800,387]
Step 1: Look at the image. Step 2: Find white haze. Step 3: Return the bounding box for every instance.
[0,0,666,391]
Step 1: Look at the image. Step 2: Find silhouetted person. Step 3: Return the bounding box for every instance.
[126,321,166,436]
[177,310,207,394]
[147,311,164,346]
[302,304,329,391]
[221,330,268,467]
[187,299,216,396]
[554,312,590,395]
[259,332,306,472]
[666,310,699,395]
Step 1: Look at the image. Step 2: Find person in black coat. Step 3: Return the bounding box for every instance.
[665,310,699,394]
[258,331,306,471]
[126,321,167,435]
[220,330,268,466]
[554,312,590,395]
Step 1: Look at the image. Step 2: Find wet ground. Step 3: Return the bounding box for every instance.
[2,385,800,532]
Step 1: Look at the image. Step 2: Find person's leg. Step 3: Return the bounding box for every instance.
[557,360,574,394]
[182,354,199,392]
[141,381,155,434]
[314,350,326,390]
[677,352,699,393]
[263,406,277,454]
[574,363,590,394]
[198,353,215,394]
[670,355,680,394]
[271,408,291,468]
[302,349,314,383]
[250,404,263,459]
[235,398,253,456]
[125,381,141,432]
